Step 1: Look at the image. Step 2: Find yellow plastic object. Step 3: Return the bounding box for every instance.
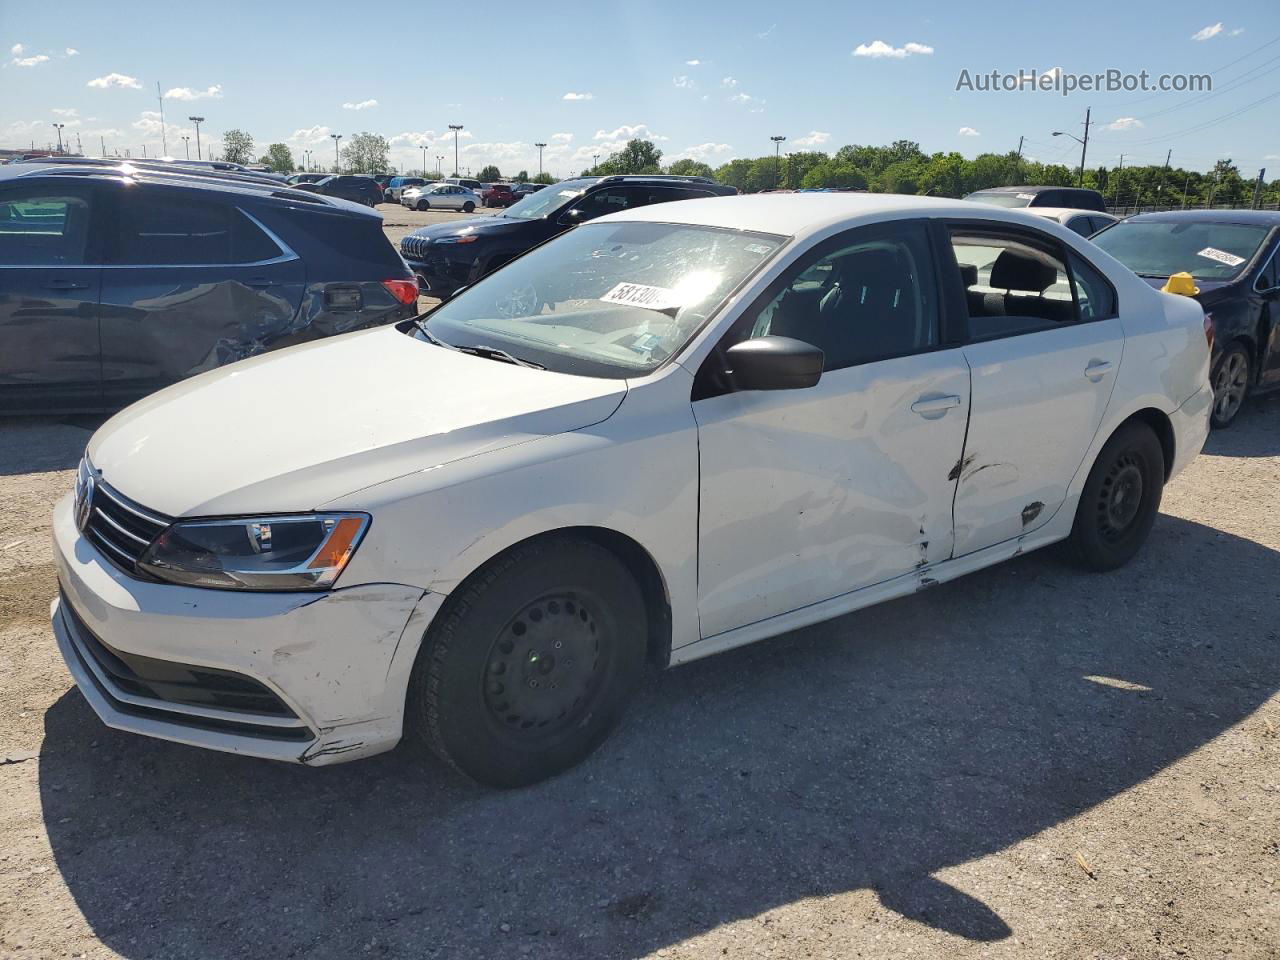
[1161,272,1200,296]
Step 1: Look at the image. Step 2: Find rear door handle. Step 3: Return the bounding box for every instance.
[1085,360,1114,381]
[45,280,89,291]
[243,277,276,288]
[911,394,963,416]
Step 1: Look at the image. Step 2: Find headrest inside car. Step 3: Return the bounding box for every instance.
[958,263,979,288]
[990,249,1057,293]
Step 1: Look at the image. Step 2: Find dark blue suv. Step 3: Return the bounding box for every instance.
[400,175,736,298]
[0,162,418,413]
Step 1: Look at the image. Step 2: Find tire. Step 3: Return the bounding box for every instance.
[407,536,647,787]
[462,201,475,213]
[1064,421,1165,571]
[416,200,429,211]
[1209,341,1250,428]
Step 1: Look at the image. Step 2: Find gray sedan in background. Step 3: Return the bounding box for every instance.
[401,183,481,212]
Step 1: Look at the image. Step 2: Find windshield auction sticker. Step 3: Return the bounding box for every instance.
[600,281,681,312]
[1196,247,1246,268]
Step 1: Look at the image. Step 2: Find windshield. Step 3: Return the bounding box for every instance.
[420,221,786,377]
[964,191,1034,208]
[503,184,584,220]
[1092,220,1271,281]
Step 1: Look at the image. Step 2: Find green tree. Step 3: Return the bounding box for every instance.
[477,164,502,182]
[514,169,529,182]
[221,129,254,165]
[666,158,714,178]
[532,172,556,184]
[596,139,663,175]
[340,132,391,174]
[799,161,867,190]
[257,143,294,174]
[714,158,756,192]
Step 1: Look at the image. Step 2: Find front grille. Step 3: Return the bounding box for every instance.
[81,472,170,576]
[400,234,430,261]
[61,594,314,742]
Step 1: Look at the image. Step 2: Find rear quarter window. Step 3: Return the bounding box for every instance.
[258,206,405,276]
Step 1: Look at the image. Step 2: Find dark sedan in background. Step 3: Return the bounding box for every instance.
[400,174,737,297]
[0,162,418,413]
[1092,210,1280,427]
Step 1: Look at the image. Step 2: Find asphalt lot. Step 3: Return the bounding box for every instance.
[0,213,1277,959]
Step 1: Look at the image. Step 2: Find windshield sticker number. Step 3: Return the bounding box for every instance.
[1016,193,1036,200]
[1196,247,1246,268]
[744,243,773,255]
[601,282,681,312]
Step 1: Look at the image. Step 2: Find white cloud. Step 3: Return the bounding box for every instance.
[1229,27,1245,36]
[65,47,79,56]
[52,107,79,117]
[562,91,594,101]
[289,125,334,145]
[793,130,831,148]
[729,92,765,111]
[852,39,934,58]
[165,84,223,101]
[958,126,980,136]
[672,142,734,161]
[131,110,165,135]
[672,75,693,88]
[342,98,378,110]
[10,43,23,55]
[1107,117,1144,131]
[550,132,573,143]
[721,76,738,88]
[757,24,776,40]
[13,54,50,67]
[594,123,667,142]
[1191,22,1223,41]
[1265,153,1280,161]
[685,59,701,66]
[87,72,141,89]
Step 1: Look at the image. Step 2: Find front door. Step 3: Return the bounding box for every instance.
[693,220,970,638]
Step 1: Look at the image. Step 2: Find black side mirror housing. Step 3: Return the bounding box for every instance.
[724,336,824,391]
[558,208,586,227]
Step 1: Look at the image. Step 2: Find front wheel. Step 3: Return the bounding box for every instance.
[462,201,476,213]
[407,537,647,787]
[416,200,430,211]
[1064,421,1165,571]
[1210,342,1250,428]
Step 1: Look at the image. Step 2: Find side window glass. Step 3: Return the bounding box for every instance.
[950,229,1074,339]
[573,187,645,221]
[115,191,232,265]
[1066,216,1093,237]
[1068,253,1117,321]
[741,222,938,371]
[0,189,90,265]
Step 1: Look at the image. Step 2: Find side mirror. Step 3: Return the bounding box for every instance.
[724,336,824,391]
[443,284,469,302]
[557,208,587,226]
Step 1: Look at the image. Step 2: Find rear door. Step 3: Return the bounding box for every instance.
[943,221,1123,554]
[98,183,306,406]
[0,179,104,412]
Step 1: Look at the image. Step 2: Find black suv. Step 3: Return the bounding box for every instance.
[299,175,383,207]
[400,175,737,297]
[0,162,418,413]
[962,185,1107,212]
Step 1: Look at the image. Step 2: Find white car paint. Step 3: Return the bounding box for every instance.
[400,183,481,211]
[1024,206,1120,237]
[51,193,1212,766]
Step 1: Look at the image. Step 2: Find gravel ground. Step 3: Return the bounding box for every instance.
[0,223,1277,958]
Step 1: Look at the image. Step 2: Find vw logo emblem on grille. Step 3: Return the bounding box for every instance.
[74,471,95,533]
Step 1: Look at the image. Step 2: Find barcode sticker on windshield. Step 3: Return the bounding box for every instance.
[1016,193,1036,200]
[600,282,680,312]
[744,243,773,255]
[1196,246,1246,267]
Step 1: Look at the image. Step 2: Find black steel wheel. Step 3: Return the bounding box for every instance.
[1065,420,1164,571]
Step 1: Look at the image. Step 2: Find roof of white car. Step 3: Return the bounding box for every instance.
[599,192,1061,239]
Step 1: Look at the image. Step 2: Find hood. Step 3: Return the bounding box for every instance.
[87,326,626,518]
[408,216,531,242]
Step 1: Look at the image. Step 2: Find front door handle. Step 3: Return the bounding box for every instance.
[243,277,276,288]
[1085,360,1114,381]
[911,394,963,416]
[45,280,89,291]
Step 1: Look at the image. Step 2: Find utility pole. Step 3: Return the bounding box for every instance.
[188,117,204,159]
[1113,154,1124,203]
[331,133,343,173]
[1156,149,1171,207]
[1208,162,1225,207]
[1181,172,1192,208]
[1252,168,1266,209]
[448,124,463,176]
[592,153,599,169]
[156,82,168,156]
[535,142,546,176]
[100,135,106,157]
[181,135,190,159]
[770,135,786,189]
[1016,135,1024,159]
[75,132,82,154]
[421,145,427,177]
[1051,107,1091,188]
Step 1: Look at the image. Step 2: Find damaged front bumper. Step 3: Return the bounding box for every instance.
[50,494,445,765]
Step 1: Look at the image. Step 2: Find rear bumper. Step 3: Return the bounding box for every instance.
[51,493,444,765]
[1169,382,1212,480]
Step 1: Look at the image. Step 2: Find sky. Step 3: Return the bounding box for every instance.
[2,0,1278,177]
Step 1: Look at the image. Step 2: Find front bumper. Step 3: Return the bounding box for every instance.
[50,493,444,765]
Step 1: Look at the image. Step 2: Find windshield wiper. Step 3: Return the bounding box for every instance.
[453,344,546,369]
[413,318,453,348]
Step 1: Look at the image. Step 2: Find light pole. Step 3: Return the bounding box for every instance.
[436,154,443,176]
[534,142,546,178]
[769,135,786,189]
[448,124,463,175]
[592,153,599,171]
[188,116,204,159]
[421,145,428,176]
[1052,107,1092,188]
[330,133,343,173]
[181,135,191,159]
[52,123,65,154]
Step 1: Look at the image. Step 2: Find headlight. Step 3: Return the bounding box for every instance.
[137,514,370,591]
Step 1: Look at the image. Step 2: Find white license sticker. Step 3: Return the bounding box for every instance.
[600,281,680,312]
[1196,246,1246,267]
[744,243,773,255]
[1016,193,1036,200]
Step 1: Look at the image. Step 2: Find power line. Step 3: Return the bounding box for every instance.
[1106,32,1280,107]
[1118,88,1280,145]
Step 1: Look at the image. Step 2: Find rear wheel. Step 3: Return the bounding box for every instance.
[407,537,647,787]
[1065,421,1165,571]
[1210,342,1250,428]
[462,201,476,213]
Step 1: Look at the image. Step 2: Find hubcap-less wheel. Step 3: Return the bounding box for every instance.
[1213,350,1248,424]
[1097,454,1144,543]
[483,594,602,735]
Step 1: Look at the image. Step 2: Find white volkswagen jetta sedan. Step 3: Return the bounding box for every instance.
[51,194,1212,786]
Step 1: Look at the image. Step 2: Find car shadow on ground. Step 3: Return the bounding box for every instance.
[38,509,1280,959]
[0,418,101,477]
[1203,390,1280,458]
